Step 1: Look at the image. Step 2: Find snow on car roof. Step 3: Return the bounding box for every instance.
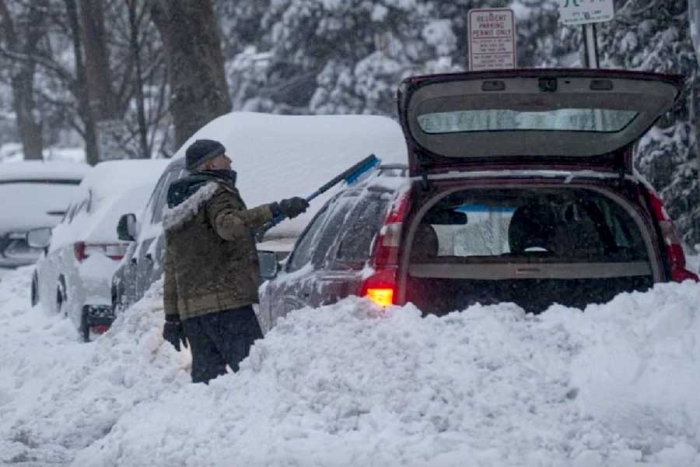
[172,112,408,237]
[77,159,170,197]
[0,160,89,182]
[49,159,170,248]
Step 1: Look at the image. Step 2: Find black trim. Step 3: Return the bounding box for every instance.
[0,179,81,185]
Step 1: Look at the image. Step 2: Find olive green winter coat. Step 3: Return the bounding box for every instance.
[162,178,273,321]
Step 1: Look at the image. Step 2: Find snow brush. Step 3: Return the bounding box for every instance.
[255,154,381,242]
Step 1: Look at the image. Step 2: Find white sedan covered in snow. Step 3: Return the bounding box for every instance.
[29,159,169,341]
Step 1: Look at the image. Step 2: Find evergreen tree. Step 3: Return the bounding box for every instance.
[597,0,700,245]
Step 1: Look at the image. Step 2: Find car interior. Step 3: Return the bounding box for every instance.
[404,187,655,315]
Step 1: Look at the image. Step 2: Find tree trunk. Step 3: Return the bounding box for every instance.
[0,0,46,160]
[11,72,43,160]
[150,0,231,148]
[65,0,99,165]
[128,0,150,159]
[79,0,117,120]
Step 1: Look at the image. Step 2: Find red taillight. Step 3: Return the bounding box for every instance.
[361,268,398,307]
[647,190,699,283]
[74,242,128,262]
[360,190,411,306]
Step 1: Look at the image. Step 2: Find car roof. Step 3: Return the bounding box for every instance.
[0,161,89,182]
[78,159,170,197]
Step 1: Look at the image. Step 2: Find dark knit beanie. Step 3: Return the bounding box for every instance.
[185,139,226,171]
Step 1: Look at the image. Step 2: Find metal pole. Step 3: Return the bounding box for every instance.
[583,23,600,68]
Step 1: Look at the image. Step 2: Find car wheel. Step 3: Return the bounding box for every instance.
[30,273,39,307]
[79,308,90,343]
[111,285,124,315]
[56,277,67,316]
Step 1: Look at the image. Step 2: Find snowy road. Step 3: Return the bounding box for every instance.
[1,266,700,466]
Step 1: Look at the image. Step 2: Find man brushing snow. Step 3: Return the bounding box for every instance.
[161,139,308,383]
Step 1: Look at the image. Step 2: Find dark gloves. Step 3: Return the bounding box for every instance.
[271,197,309,219]
[163,314,188,352]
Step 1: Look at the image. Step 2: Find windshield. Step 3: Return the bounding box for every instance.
[417,108,639,134]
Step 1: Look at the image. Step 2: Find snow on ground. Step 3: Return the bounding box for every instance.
[1,266,700,466]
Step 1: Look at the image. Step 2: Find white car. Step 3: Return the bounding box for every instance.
[29,159,169,341]
[0,161,89,268]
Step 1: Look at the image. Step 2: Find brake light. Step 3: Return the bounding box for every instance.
[74,242,128,262]
[647,191,699,282]
[360,190,411,306]
[366,288,394,307]
[373,191,411,267]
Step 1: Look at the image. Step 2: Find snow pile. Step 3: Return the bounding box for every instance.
[0,268,189,465]
[1,265,699,466]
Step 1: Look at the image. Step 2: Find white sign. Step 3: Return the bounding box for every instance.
[468,9,516,72]
[558,0,615,26]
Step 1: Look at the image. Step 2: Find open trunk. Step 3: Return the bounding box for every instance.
[400,185,657,315]
[398,69,683,176]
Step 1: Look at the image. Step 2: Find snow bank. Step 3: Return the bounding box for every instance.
[1,265,699,466]
[0,268,189,465]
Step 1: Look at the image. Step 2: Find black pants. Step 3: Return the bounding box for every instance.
[182,305,263,384]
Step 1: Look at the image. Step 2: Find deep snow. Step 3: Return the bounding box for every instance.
[1,266,700,466]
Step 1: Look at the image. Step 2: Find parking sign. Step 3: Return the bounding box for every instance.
[558,0,615,26]
[468,9,517,71]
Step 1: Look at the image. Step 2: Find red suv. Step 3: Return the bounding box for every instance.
[258,69,697,329]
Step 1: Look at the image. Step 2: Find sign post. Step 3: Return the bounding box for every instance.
[558,0,615,68]
[468,9,516,71]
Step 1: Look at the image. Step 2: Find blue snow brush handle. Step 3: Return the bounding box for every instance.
[256,154,381,241]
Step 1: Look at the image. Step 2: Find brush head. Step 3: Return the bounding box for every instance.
[344,154,381,185]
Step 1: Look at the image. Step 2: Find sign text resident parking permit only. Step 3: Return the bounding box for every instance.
[468,8,516,72]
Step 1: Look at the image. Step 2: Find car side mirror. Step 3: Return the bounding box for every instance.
[257,250,279,281]
[26,227,52,249]
[117,213,138,242]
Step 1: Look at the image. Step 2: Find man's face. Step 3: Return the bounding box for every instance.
[204,154,232,171]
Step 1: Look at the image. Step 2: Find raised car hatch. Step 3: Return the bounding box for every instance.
[398,69,684,176]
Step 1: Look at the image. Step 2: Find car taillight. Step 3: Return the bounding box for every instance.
[74,242,128,262]
[647,191,699,283]
[361,190,411,306]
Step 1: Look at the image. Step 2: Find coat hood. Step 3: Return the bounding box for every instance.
[162,170,238,232]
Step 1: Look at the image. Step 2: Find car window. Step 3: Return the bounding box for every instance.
[70,197,89,223]
[410,188,647,263]
[287,206,331,272]
[146,169,177,225]
[334,194,390,266]
[311,194,358,267]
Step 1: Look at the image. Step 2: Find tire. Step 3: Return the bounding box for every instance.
[56,277,67,316]
[30,273,39,307]
[79,309,90,343]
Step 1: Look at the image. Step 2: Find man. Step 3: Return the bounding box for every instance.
[161,139,308,383]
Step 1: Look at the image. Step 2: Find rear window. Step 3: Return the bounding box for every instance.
[334,194,390,265]
[417,109,638,134]
[410,188,647,263]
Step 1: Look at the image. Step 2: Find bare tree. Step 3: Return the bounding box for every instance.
[127,0,149,159]
[0,0,48,160]
[150,0,231,147]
